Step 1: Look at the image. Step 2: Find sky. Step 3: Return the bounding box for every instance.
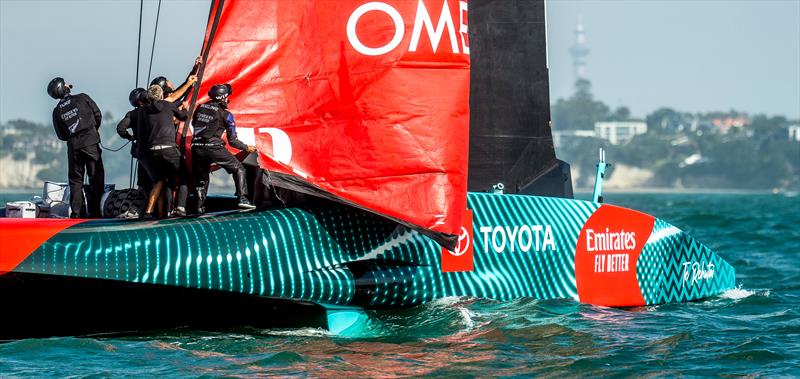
[546,0,800,119]
[0,0,798,124]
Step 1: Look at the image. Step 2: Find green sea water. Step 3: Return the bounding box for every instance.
[0,192,798,376]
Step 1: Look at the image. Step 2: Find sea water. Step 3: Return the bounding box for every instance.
[0,192,798,376]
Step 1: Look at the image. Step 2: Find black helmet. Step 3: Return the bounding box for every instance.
[47,77,71,99]
[128,88,146,107]
[208,83,232,101]
[150,76,173,95]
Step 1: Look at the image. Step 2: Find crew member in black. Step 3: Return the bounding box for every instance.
[140,85,188,218]
[187,83,256,214]
[48,77,105,218]
[151,57,201,216]
[116,88,152,198]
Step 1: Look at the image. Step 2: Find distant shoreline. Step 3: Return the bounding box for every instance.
[574,187,785,195]
[0,188,39,194]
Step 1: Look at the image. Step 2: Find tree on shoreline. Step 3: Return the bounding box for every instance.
[552,79,610,130]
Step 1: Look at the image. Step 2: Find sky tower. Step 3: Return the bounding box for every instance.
[569,16,590,81]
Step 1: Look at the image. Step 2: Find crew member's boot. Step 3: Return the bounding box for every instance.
[233,168,256,209]
[170,183,189,217]
[195,181,208,215]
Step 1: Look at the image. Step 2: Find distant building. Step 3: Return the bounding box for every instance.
[594,121,647,145]
[710,116,749,134]
[0,123,21,136]
[789,124,800,142]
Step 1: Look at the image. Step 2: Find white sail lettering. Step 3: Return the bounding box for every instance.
[459,1,469,55]
[258,127,293,164]
[409,0,459,53]
[346,2,405,56]
[347,1,467,56]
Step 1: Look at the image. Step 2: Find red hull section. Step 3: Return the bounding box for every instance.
[192,0,471,241]
[575,205,655,306]
[0,218,85,274]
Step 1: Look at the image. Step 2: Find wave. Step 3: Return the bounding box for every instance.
[719,286,769,301]
[261,328,331,338]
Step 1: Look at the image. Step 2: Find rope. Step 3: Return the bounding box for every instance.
[127,0,148,190]
[264,168,287,207]
[100,140,132,152]
[146,0,162,84]
[136,0,143,87]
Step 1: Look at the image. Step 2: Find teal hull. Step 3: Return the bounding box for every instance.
[5,193,735,314]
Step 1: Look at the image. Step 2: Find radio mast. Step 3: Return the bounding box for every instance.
[569,16,590,80]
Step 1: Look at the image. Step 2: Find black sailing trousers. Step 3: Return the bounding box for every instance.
[144,146,181,187]
[68,144,105,218]
[192,144,247,197]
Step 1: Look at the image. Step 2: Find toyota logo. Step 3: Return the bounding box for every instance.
[449,226,471,257]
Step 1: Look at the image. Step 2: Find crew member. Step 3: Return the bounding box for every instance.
[150,58,201,216]
[116,88,151,196]
[187,83,256,214]
[140,85,187,218]
[48,77,105,218]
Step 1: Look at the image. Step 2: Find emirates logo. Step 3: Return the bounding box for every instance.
[449,226,471,257]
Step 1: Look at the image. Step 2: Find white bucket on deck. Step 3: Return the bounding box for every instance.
[5,201,37,218]
[43,181,69,206]
[42,181,70,218]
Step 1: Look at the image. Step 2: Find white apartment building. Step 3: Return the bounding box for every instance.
[594,121,648,145]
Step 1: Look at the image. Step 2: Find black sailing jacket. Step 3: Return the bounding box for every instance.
[140,100,187,148]
[52,93,102,150]
[191,101,248,151]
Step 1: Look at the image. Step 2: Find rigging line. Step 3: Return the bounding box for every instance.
[130,0,143,191]
[136,0,143,87]
[180,0,223,154]
[100,140,132,152]
[146,0,162,84]
[265,168,287,208]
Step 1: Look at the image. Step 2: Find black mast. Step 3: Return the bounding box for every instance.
[468,0,573,198]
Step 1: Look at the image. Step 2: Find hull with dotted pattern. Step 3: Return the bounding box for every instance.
[0,193,735,317]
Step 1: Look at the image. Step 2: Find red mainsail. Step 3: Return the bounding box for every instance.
[187,0,471,246]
